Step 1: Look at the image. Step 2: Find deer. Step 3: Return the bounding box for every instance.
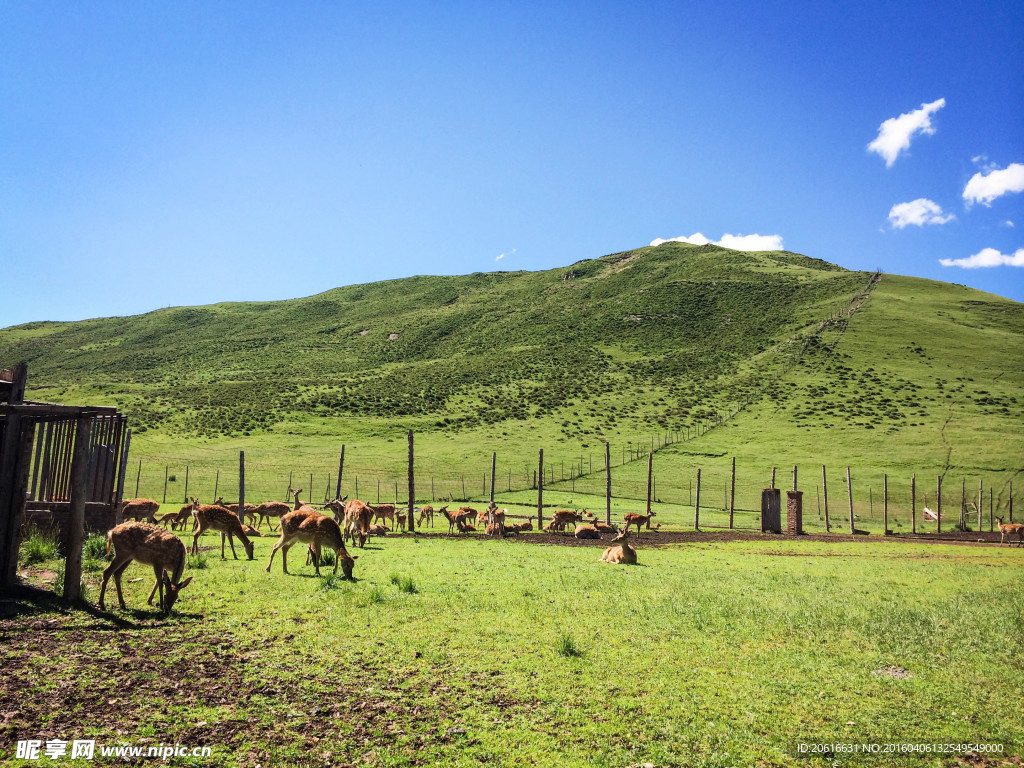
[574,523,601,540]
[396,511,408,533]
[995,516,1024,547]
[417,505,434,528]
[327,498,372,548]
[623,511,656,539]
[190,503,254,560]
[370,503,396,529]
[121,498,160,524]
[266,508,356,578]
[548,510,581,534]
[99,522,192,615]
[253,497,293,531]
[593,520,617,534]
[214,497,259,527]
[599,529,638,565]
[154,498,198,530]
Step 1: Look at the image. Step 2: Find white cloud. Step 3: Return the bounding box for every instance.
[867,98,945,167]
[888,198,954,229]
[962,163,1024,207]
[495,248,516,262]
[939,247,1024,268]
[650,232,783,251]
[1005,220,1015,228]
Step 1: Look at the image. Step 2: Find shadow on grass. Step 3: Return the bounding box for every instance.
[0,584,204,630]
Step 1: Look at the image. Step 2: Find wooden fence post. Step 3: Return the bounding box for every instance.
[912,474,917,534]
[183,465,189,503]
[846,467,854,535]
[336,445,345,500]
[936,475,942,533]
[213,469,219,501]
[694,468,702,530]
[977,479,982,532]
[162,465,168,504]
[135,459,141,498]
[645,452,653,516]
[537,449,544,529]
[883,473,888,535]
[822,465,830,532]
[407,430,415,533]
[239,451,245,520]
[605,442,611,525]
[729,457,736,529]
[64,415,93,603]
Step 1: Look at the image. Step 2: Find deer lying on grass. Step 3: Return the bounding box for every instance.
[599,529,637,565]
[417,505,434,528]
[995,516,1024,547]
[574,523,601,540]
[99,522,192,614]
[121,498,160,524]
[266,508,356,578]
[593,520,617,535]
[367,524,388,537]
[623,511,656,539]
[190,504,254,560]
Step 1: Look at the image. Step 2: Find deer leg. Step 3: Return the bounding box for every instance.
[99,555,131,610]
[108,558,133,610]
[191,523,205,555]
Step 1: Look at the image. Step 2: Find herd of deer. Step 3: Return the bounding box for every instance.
[99,491,647,615]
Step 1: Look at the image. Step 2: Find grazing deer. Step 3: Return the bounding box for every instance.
[995,516,1024,547]
[417,505,434,528]
[599,529,638,565]
[191,504,254,560]
[99,522,192,614]
[623,511,656,538]
[121,498,160,524]
[266,508,356,578]
[326,498,372,548]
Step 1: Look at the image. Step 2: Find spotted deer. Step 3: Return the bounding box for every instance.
[995,516,1024,547]
[190,504,254,560]
[99,522,192,614]
[266,508,356,578]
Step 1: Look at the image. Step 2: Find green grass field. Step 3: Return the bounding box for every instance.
[5,530,1023,767]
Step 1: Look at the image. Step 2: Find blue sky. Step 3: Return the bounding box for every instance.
[2,0,1022,326]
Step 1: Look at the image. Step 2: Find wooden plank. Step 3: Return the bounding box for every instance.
[63,416,92,603]
[0,415,37,586]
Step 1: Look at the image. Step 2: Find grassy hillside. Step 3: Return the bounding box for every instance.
[2,243,1021,520]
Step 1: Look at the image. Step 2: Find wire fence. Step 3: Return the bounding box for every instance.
[122,436,1019,536]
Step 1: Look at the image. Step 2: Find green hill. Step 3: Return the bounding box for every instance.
[3,242,1021,520]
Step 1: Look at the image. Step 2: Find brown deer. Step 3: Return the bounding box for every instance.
[326,498,372,548]
[121,498,160,524]
[266,508,356,578]
[548,510,581,534]
[623,511,656,539]
[370,503,396,528]
[99,522,192,614]
[574,523,601,540]
[191,504,254,560]
[593,520,617,534]
[995,516,1024,547]
[417,505,434,528]
[253,494,293,531]
[155,498,198,530]
[599,529,638,565]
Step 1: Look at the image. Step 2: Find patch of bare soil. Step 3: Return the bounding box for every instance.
[0,610,522,766]
[403,529,1010,551]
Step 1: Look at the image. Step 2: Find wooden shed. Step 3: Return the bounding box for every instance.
[0,364,130,597]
